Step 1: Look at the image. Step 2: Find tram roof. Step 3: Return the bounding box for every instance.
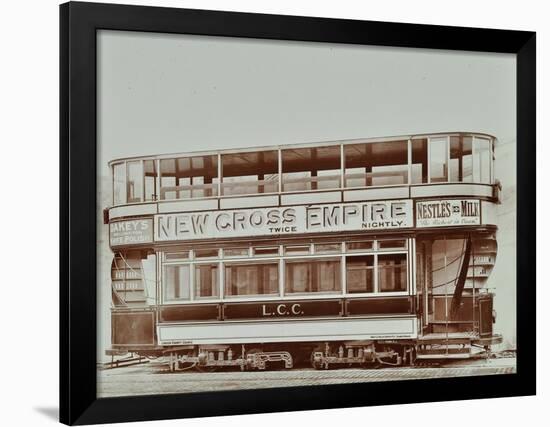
[108,131,497,166]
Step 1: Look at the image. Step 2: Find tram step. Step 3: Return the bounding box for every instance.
[417,347,471,359]
[416,353,473,359]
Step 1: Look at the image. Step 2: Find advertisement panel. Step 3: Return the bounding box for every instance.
[155,200,413,242]
[416,199,481,228]
[110,218,154,246]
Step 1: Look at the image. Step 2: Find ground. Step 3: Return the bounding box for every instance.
[97,355,516,398]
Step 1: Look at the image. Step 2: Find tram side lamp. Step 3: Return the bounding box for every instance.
[493,179,503,203]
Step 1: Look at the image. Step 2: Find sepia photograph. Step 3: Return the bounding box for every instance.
[1,0,543,425]
[95,29,517,398]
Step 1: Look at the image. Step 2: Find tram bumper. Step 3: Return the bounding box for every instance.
[473,333,503,346]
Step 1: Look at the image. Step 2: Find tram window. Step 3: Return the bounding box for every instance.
[224,262,279,296]
[284,245,311,256]
[377,239,407,250]
[127,161,144,202]
[160,172,177,200]
[429,137,448,183]
[285,258,341,294]
[473,137,492,184]
[449,136,473,182]
[253,246,279,257]
[346,255,374,293]
[316,169,341,190]
[283,171,310,192]
[344,143,367,188]
[164,264,191,300]
[194,248,219,258]
[411,138,428,184]
[346,241,374,252]
[378,253,407,292]
[194,264,219,298]
[462,136,474,182]
[160,158,178,200]
[282,146,341,192]
[449,138,459,182]
[314,243,341,254]
[223,248,250,258]
[221,151,278,196]
[160,155,219,200]
[344,141,408,188]
[144,160,158,201]
[113,163,126,205]
[164,251,190,261]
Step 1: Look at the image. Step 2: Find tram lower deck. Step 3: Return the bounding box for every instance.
[108,228,501,370]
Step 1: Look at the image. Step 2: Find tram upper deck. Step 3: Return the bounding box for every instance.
[106,132,498,223]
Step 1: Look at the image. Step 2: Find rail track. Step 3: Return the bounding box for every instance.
[97,355,516,398]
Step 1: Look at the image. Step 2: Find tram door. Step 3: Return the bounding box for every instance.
[417,235,477,336]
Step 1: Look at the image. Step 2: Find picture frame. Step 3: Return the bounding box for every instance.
[60,1,536,425]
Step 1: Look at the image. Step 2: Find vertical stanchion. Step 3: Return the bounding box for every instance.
[444,237,449,356]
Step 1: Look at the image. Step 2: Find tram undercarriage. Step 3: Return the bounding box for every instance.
[113,334,500,372]
[161,341,405,372]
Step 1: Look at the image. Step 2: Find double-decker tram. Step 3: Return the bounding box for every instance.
[105,132,502,371]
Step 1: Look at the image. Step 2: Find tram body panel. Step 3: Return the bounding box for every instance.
[156,316,417,346]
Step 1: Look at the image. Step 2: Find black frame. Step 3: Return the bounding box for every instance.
[60,1,536,425]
